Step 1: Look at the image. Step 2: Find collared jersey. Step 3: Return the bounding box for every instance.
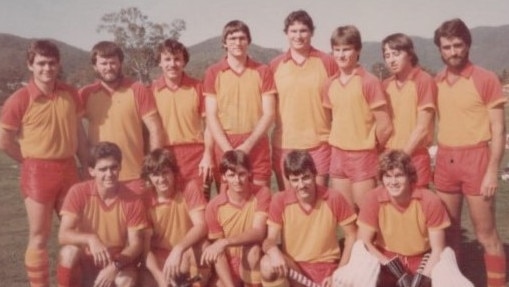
[152,74,204,145]
[205,183,271,258]
[435,62,507,146]
[322,66,387,150]
[203,57,275,134]
[79,78,157,181]
[268,186,356,263]
[60,180,148,251]
[384,66,437,150]
[145,179,207,251]
[1,79,82,159]
[270,47,338,149]
[358,186,450,256]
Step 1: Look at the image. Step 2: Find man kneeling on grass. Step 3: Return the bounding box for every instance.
[57,142,148,287]
[260,150,357,287]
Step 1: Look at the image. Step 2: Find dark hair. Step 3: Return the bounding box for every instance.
[91,41,124,64]
[382,33,419,66]
[222,20,252,44]
[284,10,315,33]
[378,150,417,185]
[219,150,251,175]
[283,150,317,179]
[88,141,122,168]
[156,38,190,64]
[330,25,362,51]
[433,18,471,48]
[140,148,179,181]
[27,40,60,65]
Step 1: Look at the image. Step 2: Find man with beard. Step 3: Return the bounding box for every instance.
[79,41,165,194]
[433,18,506,287]
[381,33,437,188]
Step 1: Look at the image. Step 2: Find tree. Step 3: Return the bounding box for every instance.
[97,7,186,83]
[371,62,391,80]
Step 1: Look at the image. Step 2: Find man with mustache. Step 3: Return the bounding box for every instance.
[433,18,506,287]
[79,41,165,195]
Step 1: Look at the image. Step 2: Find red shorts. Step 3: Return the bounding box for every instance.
[273,143,331,177]
[433,143,488,195]
[329,147,378,182]
[167,144,204,182]
[215,133,271,182]
[20,158,79,205]
[295,261,338,284]
[411,148,432,188]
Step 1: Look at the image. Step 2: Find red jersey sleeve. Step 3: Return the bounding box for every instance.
[362,71,387,110]
[205,196,225,239]
[60,182,90,217]
[124,196,149,230]
[132,82,157,118]
[258,65,276,95]
[415,69,437,110]
[254,185,272,213]
[472,67,506,107]
[183,179,207,212]
[0,87,30,130]
[328,191,357,226]
[267,192,285,226]
[202,65,219,97]
[357,188,382,230]
[419,189,451,229]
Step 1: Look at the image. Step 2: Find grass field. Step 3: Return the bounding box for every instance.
[0,152,507,287]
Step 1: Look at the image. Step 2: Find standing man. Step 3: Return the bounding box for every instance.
[57,142,147,287]
[271,10,338,190]
[152,38,214,187]
[260,150,357,286]
[204,20,276,187]
[433,18,506,287]
[200,150,271,287]
[0,40,87,287]
[382,33,437,187]
[322,25,392,208]
[80,41,165,194]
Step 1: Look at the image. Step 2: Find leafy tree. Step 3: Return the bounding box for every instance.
[371,62,391,80]
[97,7,186,83]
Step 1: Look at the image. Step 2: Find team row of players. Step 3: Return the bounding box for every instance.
[0,9,506,287]
[58,142,466,287]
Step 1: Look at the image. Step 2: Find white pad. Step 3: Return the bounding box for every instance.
[332,240,380,287]
[431,247,474,287]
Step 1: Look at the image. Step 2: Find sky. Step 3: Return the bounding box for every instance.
[1,0,509,52]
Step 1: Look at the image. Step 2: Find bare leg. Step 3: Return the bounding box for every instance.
[435,190,463,258]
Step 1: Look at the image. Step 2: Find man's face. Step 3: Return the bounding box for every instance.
[383,45,413,76]
[438,36,469,71]
[286,21,313,52]
[28,54,60,85]
[382,168,410,199]
[332,44,359,71]
[159,51,186,81]
[89,157,121,191]
[288,170,316,200]
[148,169,175,195]
[222,166,251,193]
[223,31,249,58]
[93,55,122,84]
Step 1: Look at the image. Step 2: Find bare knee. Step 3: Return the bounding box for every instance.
[115,269,138,287]
[260,255,278,281]
[244,245,261,269]
[58,245,81,267]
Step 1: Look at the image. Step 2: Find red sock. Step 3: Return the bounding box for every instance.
[485,253,506,287]
[57,265,72,287]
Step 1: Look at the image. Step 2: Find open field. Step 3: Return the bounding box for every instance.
[0,151,508,286]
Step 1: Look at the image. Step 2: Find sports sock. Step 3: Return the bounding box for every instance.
[56,265,71,287]
[485,253,506,287]
[25,248,49,287]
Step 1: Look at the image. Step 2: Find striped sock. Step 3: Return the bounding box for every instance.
[25,248,49,287]
[485,253,506,287]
